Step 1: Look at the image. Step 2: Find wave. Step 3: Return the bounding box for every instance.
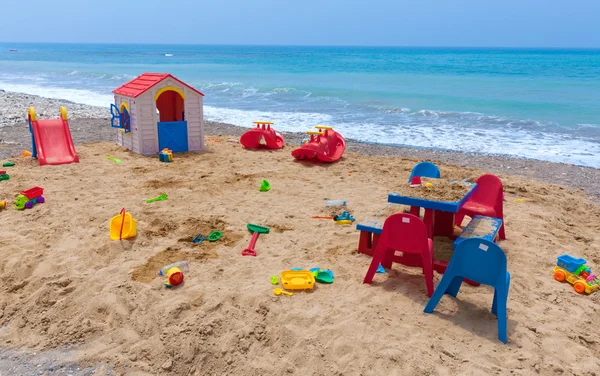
[1,81,598,167]
[0,83,113,107]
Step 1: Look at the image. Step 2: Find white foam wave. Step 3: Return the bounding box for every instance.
[204,106,332,131]
[0,83,112,107]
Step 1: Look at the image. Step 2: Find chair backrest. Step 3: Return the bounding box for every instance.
[470,174,504,216]
[408,162,441,183]
[380,213,429,254]
[447,238,507,286]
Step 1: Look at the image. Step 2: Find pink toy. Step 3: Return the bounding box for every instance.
[292,126,345,163]
[240,121,285,150]
[363,213,435,297]
[455,174,506,240]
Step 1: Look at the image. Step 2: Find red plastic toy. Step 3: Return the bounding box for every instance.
[454,174,506,240]
[240,121,285,150]
[363,213,435,297]
[291,126,345,163]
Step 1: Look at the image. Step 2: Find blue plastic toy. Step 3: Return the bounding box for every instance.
[408,161,441,183]
[333,211,355,222]
[557,254,586,273]
[424,238,510,344]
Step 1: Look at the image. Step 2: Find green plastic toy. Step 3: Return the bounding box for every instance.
[0,174,9,181]
[104,156,122,163]
[2,162,15,167]
[270,275,279,285]
[208,231,223,242]
[259,180,271,192]
[146,193,168,204]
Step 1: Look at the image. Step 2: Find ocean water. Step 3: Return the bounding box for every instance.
[0,43,599,167]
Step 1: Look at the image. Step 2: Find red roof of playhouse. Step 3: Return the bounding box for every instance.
[112,73,204,98]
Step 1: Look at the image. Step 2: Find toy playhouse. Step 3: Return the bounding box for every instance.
[110,73,205,154]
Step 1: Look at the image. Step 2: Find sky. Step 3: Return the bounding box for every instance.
[1,0,600,47]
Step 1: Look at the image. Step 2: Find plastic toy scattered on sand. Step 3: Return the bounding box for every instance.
[22,150,32,158]
[333,211,355,222]
[512,198,524,203]
[2,162,15,167]
[410,176,422,187]
[240,121,285,150]
[0,174,9,181]
[208,231,223,242]
[291,126,345,163]
[109,208,137,240]
[270,275,279,285]
[335,220,353,225]
[311,215,333,219]
[105,156,122,163]
[0,200,6,210]
[164,267,184,288]
[273,288,293,296]
[146,193,168,204]
[280,270,315,290]
[159,148,174,162]
[192,234,206,243]
[376,264,386,274]
[554,254,599,294]
[14,187,45,210]
[242,223,270,256]
[310,268,334,284]
[259,180,271,192]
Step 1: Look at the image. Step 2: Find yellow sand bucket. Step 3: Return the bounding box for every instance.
[110,208,137,240]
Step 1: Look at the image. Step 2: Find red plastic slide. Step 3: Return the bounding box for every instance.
[28,107,79,166]
[291,126,346,163]
[240,121,285,150]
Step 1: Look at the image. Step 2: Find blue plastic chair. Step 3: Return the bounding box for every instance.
[408,162,441,183]
[424,238,511,343]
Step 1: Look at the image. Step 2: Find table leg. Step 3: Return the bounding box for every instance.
[423,208,434,238]
[433,210,456,238]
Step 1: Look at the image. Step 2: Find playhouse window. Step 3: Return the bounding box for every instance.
[110,103,131,133]
[156,90,184,122]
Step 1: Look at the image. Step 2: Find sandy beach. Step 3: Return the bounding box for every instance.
[0,92,599,375]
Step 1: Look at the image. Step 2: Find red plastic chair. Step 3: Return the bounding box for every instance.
[363,213,435,297]
[455,174,506,240]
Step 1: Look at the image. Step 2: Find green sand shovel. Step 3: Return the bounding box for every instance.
[105,156,122,163]
[146,193,168,204]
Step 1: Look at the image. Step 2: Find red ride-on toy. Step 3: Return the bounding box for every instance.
[240,121,285,150]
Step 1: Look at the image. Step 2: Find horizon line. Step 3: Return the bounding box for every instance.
[2,41,600,50]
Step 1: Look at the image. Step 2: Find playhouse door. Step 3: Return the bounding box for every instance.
[158,121,188,153]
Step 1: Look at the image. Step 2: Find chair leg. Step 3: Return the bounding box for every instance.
[424,271,456,313]
[421,253,434,297]
[446,276,463,298]
[495,273,510,344]
[363,246,388,284]
[455,212,466,226]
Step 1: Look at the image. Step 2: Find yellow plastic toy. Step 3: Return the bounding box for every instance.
[280,270,315,290]
[273,288,293,296]
[0,200,5,209]
[109,208,137,240]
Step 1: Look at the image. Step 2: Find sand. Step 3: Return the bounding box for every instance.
[0,136,598,375]
[394,178,474,202]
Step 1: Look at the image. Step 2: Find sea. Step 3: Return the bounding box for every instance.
[1,43,599,167]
